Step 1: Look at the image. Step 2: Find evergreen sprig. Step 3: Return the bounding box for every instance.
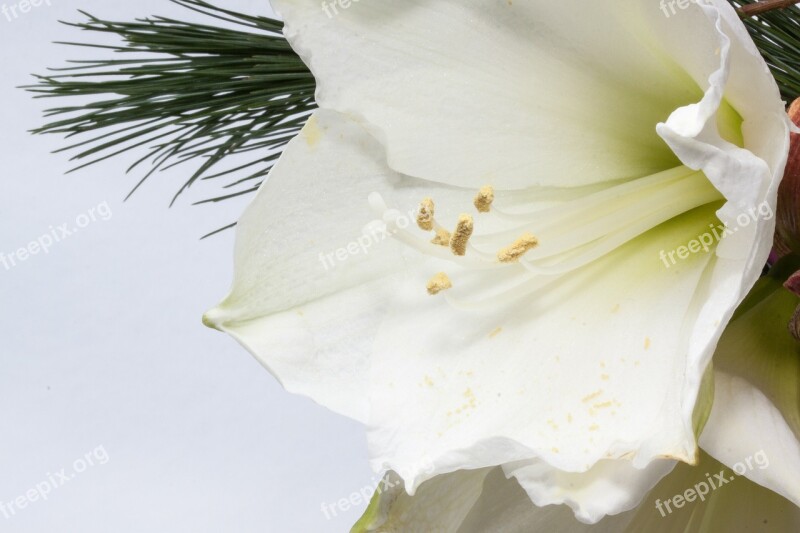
[24,0,316,236]
[734,0,800,101]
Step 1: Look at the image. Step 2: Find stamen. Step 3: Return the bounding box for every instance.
[519,185,721,276]
[380,205,496,269]
[474,185,495,213]
[472,168,708,249]
[417,198,435,231]
[431,228,451,247]
[521,173,718,261]
[427,272,453,295]
[497,232,539,263]
[450,214,474,256]
[372,166,722,312]
[481,166,696,228]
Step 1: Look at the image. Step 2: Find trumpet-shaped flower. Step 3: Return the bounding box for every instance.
[204,0,792,522]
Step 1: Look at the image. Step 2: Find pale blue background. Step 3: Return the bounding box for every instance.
[0,1,373,531]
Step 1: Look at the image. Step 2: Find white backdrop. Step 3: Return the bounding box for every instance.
[0,1,374,532]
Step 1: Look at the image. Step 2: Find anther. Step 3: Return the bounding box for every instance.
[497,232,539,263]
[427,272,453,295]
[417,198,435,231]
[474,185,495,213]
[450,214,474,256]
[431,228,451,247]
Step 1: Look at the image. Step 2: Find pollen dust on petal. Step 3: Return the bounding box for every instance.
[464,388,477,408]
[447,388,479,424]
[302,115,322,148]
[582,390,603,403]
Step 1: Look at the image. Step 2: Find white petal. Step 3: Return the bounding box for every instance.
[204,110,468,421]
[700,371,800,508]
[273,1,788,192]
[624,451,800,532]
[653,0,789,271]
[273,0,709,189]
[699,272,800,508]
[711,270,800,455]
[458,453,800,532]
[366,202,726,489]
[504,457,676,524]
[355,453,800,532]
[457,467,636,533]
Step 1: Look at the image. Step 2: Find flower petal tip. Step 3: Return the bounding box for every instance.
[201,307,226,331]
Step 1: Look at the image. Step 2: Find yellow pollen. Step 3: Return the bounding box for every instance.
[450,214,474,256]
[497,232,539,263]
[431,227,451,247]
[473,185,495,213]
[582,390,603,403]
[417,198,435,231]
[426,272,453,295]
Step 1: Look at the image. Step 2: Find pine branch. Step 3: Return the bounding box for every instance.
[24,0,316,236]
[733,0,800,101]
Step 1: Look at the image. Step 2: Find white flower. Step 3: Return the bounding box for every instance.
[204,0,792,523]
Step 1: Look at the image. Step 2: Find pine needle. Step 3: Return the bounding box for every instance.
[23,0,316,236]
[734,0,800,101]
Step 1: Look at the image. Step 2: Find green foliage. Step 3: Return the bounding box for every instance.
[734,0,800,101]
[25,0,315,235]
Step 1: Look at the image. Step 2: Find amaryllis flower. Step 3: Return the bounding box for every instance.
[204,0,793,524]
